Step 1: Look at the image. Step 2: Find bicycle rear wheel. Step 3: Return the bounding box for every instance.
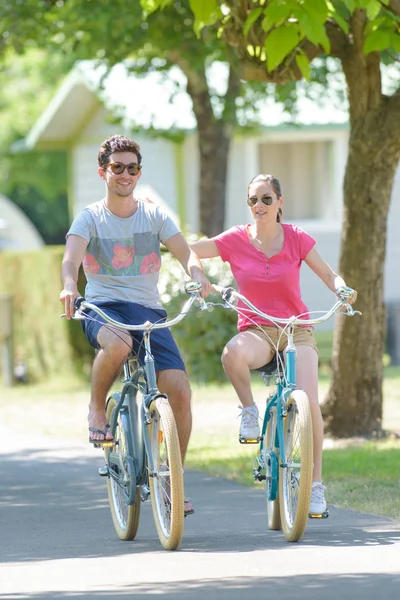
[279,389,313,542]
[105,395,141,541]
[264,406,281,530]
[148,396,184,550]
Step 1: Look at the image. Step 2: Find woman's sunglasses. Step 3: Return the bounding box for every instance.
[247,195,274,207]
[105,162,142,176]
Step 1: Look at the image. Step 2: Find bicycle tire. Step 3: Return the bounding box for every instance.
[279,389,313,542]
[105,394,141,541]
[265,406,281,530]
[148,396,184,550]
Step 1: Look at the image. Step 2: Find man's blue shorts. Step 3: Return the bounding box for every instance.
[81,301,186,372]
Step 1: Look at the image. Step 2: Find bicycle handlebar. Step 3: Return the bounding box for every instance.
[211,285,361,326]
[71,282,208,332]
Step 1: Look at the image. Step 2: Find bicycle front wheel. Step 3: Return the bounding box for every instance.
[279,389,313,542]
[148,396,184,550]
[265,406,281,530]
[105,395,141,541]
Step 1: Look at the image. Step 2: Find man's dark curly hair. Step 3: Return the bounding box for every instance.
[98,135,142,167]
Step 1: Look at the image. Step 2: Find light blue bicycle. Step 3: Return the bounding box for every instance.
[212,285,360,542]
[71,282,206,550]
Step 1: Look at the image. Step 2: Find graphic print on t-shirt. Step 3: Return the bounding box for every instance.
[83,232,161,277]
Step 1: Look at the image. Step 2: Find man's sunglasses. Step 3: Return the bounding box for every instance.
[247,195,274,207]
[104,162,142,176]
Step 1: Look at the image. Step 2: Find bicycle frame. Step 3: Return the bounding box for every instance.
[260,348,296,479]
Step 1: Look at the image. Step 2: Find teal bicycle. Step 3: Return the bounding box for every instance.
[212,285,360,542]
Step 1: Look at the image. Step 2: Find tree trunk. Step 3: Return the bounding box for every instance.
[197,122,230,236]
[323,113,400,436]
[182,60,240,236]
[323,30,400,436]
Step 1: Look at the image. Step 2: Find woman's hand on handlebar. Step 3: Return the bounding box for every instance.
[336,286,358,305]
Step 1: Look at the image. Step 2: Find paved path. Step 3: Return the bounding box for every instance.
[1,428,400,599]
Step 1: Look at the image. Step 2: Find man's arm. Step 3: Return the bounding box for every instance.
[60,234,88,319]
[164,232,212,297]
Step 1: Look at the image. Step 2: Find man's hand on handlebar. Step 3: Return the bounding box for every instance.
[191,272,213,298]
[59,289,81,320]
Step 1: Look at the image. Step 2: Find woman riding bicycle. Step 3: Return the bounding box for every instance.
[191,173,357,517]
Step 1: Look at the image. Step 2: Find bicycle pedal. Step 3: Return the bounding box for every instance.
[239,435,260,444]
[98,466,109,477]
[309,509,329,519]
[95,440,117,449]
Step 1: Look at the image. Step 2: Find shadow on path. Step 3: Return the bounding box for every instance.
[1,443,400,564]
[2,573,400,600]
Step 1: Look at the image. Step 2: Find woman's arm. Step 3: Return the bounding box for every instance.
[164,233,212,297]
[304,247,357,303]
[190,238,220,259]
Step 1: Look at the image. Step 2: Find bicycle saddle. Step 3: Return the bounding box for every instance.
[256,351,285,376]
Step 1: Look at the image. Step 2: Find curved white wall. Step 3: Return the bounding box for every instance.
[0,194,44,251]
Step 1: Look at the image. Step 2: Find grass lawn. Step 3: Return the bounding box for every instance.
[1,366,400,521]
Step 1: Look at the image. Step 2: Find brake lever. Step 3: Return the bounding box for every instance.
[342,303,362,317]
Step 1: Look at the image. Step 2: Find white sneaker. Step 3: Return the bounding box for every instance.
[309,482,327,515]
[239,404,260,440]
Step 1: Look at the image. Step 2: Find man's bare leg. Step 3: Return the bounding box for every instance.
[157,369,192,463]
[88,326,132,442]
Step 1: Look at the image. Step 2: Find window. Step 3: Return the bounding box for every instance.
[258,140,336,220]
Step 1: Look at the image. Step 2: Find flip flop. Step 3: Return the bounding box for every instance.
[184,499,194,517]
[88,424,114,447]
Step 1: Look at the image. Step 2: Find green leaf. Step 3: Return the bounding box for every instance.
[295,53,311,80]
[341,0,356,11]
[364,16,385,35]
[189,0,221,36]
[302,0,329,22]
[189,0,220,24]
[243,7,263,37]
[261,2,293,33]
[355,0,372,8]
[265,23,300,71]
[392,32,400,52]
[297,9,331,52]
[140,0,166,16]
[363,29,392,53]
[366,0,382,20]
[331,11,350,34]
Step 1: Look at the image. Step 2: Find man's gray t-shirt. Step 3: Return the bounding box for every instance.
[67,199,180,308]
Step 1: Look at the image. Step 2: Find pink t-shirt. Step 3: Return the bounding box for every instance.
[214,223,316,331]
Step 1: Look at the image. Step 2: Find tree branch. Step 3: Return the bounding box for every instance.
[380,0,400,17]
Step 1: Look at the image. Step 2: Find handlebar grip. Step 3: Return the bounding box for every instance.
[336,286,354,300]
[74,296,86,311]
[211,284,224,294]
[212,285,235,302]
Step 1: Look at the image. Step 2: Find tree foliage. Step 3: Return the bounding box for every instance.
[0,49,74,243]
[142,1,400,81]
